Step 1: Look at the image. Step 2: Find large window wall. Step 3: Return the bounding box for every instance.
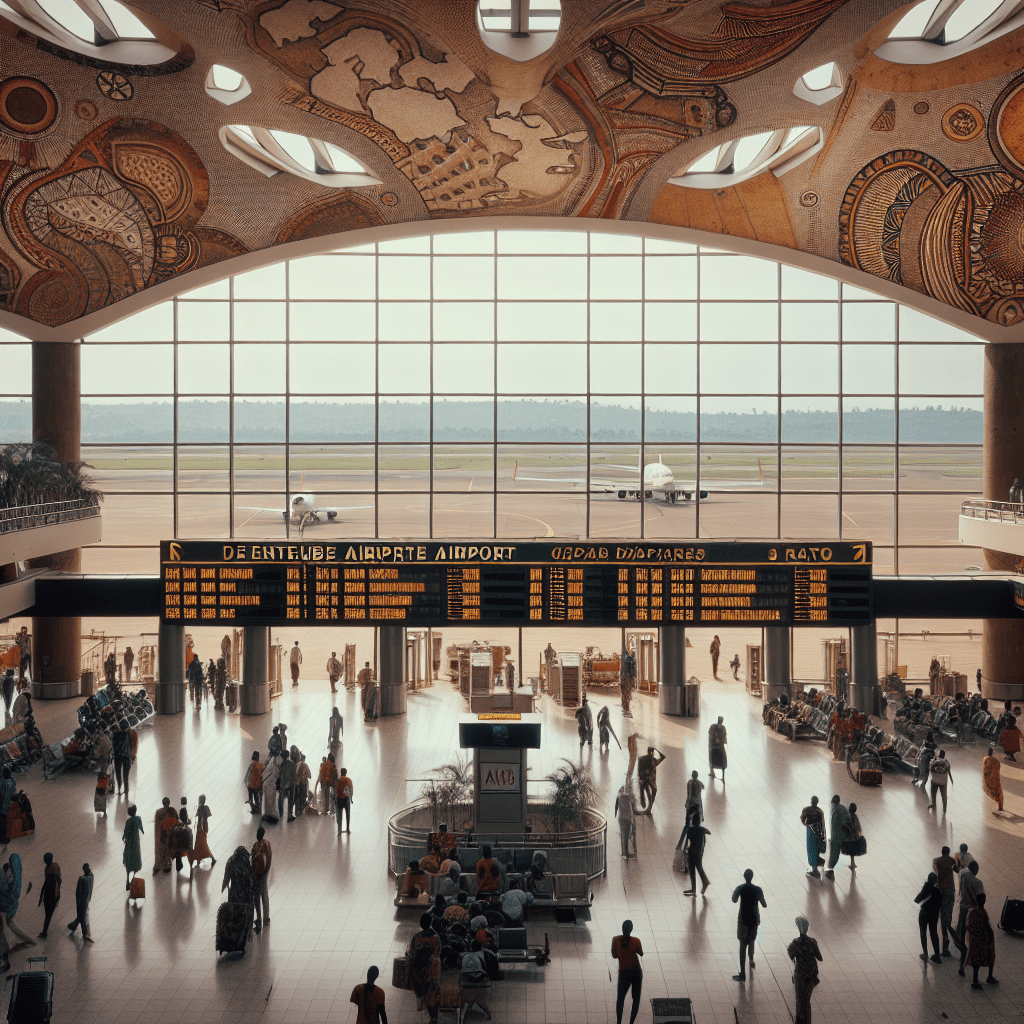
[0,229,983,576]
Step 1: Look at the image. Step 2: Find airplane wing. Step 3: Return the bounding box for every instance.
[511,462,628,492]
[678,459,766,492]
[315,503,374,513]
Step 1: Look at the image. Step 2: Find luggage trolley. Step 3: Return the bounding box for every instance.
[8,955,53,1023]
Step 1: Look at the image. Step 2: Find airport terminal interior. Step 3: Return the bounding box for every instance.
[3,0,1024,1021]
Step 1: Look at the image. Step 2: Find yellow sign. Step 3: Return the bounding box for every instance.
[477,713,521,721]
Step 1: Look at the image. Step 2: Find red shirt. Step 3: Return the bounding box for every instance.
[476,858,499,892]
[612,935,643,971]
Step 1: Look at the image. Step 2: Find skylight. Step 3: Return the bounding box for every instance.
[220,125,384,188]
[878,0,1024,62]
[477,0,560,59]
[670,127,822,189]
[793,62,844,105]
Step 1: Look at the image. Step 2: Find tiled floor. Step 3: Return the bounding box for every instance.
[13,670,1024,1024]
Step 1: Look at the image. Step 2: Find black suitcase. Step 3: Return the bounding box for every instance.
[8,956,53,1023]
[999,896,1024,932]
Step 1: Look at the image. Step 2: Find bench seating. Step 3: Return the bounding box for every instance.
[394,867,593,910]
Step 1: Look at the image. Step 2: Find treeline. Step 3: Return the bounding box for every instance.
[0,399,982,444]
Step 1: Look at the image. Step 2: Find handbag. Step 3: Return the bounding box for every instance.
[672,847,688,873]
[392,955,413,991]
[129,876,146,901]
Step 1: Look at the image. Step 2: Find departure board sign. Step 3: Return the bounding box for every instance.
[160,539,871,627]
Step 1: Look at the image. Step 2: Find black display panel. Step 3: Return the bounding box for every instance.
[459,722,543,749]
[160,539,872,627]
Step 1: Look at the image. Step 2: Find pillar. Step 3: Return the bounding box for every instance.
[982,343,1024,699]
[850,622,882,716]
[30,341,81,686]
[156,621,184,714]
[379,624,406,716]
[764,626,792,703]
[659,625,685,715]
[240,625,270,715]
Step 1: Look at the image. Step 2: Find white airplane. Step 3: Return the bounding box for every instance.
[239,477,372,528]
[513,456,765,504]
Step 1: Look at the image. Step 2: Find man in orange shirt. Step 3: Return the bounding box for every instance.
[335,767,353,835]
[611,919,644,1024]
[475,845,500,895]
[349,965,388,1024]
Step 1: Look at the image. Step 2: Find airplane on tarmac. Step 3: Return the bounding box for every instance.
[512,456,765,504]
[239,476,372,529]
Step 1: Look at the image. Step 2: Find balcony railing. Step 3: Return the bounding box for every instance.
[0,500,100,535]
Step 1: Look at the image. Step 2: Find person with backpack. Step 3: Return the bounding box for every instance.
[245,751,263,815]
[251,827,271,933]
[928,750,954,813]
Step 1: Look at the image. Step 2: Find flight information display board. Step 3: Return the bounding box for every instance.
[160,539,871,627]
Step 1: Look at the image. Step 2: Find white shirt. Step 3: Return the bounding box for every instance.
[289,646,302,666]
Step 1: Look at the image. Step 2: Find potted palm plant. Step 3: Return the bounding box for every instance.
[419,758,472,829]
[545,759,597,833]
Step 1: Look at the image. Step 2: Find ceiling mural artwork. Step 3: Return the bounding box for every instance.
[0,0,1021,339]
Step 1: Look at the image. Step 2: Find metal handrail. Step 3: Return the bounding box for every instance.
[0,500,100,534]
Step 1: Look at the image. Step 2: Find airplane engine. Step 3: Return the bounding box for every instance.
[327,511,337,520]
[700,489,708,499]
[617,490,627,499]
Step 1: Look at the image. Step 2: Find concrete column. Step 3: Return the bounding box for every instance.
[659,625,685,715]
[983,343,1024,699]
[240,625,270,715]
[850,622,882,716]
[156,621,184,714]
[30,341,81,687]
[764,626,792,703]
[379,624,406,716]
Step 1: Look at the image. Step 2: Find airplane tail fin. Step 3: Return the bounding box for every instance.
[513,460,518,482]
[757,458,764,484]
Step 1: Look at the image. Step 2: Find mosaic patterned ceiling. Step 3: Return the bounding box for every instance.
[2,0,1024,340]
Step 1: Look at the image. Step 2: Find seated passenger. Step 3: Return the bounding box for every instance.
[500,887,535,925]
[430,822,458,859]
[444,891,470,923]
[419,844,441,875]
[476,845,500,895]
[401,860,427,897]
[438,862,461,899]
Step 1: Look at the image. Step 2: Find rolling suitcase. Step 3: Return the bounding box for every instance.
[216,902,251,955]
[94,774,109,815]
[8,956,53,1023]
[999,896,1024,932]
[129,877,145,903]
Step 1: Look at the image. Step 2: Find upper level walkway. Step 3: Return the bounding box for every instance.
[959,499,1024,558]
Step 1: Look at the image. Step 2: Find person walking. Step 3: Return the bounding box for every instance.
[824,795,849,880]
[36,853,60,938]
[614,783,637,860]
[788,917,822,1024]
[278,750,296,822]
[66,864,94,942]
[841,801,866,870]
[731,868,767,981]
[597,705,618,753]
[251,826,271,933]
[153,797,175,873]
[245,751,263,815]
[112,720,132,798]
[684,770,705,824]
[933,845,961,957]
[708,717,727,780]
[317,755,337,815]
[336,767,353,835]
[678,818,711,896]
[261,753,280,824]
[964,892,998,988]
[575,698,594,751]
[913,732,936,789]
[1,670,14,720]
[326,651,342,694]
[122,804,143,891]
[187,654,204,708]
[350,965,388,1024]
[957,860,984,976]
[710,635,721,680]
[928,749,953,812]
[611,920,643,1024]
[328,707,344,755]
[800,797,826,878]
[289,641,302,688]
[192,795,215,868]
[408,912,441,1024]
[0,855,34,949]
[294,756,311,815]
[982,747,1003,811]
[914,871,944,964]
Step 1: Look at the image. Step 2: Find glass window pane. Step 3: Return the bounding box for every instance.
[782,304,838,342]
[433,345,494,392]
[590,257,642,300]
[82,345,172,394]
[591,399,641,442]
[380,235,429,253]
[498,344,586,392]
[841,446,894,491]
[176,446,228,492]
[180,279,229,300]
[781,398,838,442]
[378,493,426,537]
[432,303,495,342]
[645,237,697,254]
[645,344,696,392]
[177,302,229,341]
[701,256,777,300]
[843,303,895,341]
[498,398,586,441]
[177,495,230,538]
[81,547,157,573]
[86,302,174,341]
[782,266,836,300]
[780,493,837,537]
[499,445,586,493]
[841,493,893,545]
[899,345,982,394]
[843,345,894,393]
[437,444,494,492]
[498,230,587,254]
[899,493,973,544]
[898,446,982,491]
[233,444,285,492]
[644,256,697,300]
[0,400,30,443]
[290,302,374,342]
[290,444,374,492]
[380,302,429,341]
[233,264,285,300]
[589,494,641,538]
[701,344,777,393]
[379,344,429,393]
[591,303,642,342]
[233,344,285,393]
[497,258,587,300]
[234,400,285,441]
[782,344,837,393]
[434,398,494,441]
[378,445,430,491]
[102,493,172,545]
[701,304,777,342]
[899,307,979,342]
[234,302,285,342]
[497,302,587,342]
[432,492,493,538]
[843,399,894,443]
[898,399,982,443]
[0,345,29,394]
[433,231,494,254]
[178,344,229,394]
[234,494,287,538]
[698,491,778,539]
[592,344,640,393]
[644,303,698,342]
[497,494,587,538]
[645,397,697,443]
[379,398,429,441]
[590,233,642,253]
[781,444,837,490]
[289,255,375,300]
[379,256,430,300]
[290,344,375,394]
[433,257,495,301]
[290,399,373,442]
[699,445,776,492]
[700,397,777,441]
[84,445,173,493]
[178,399,228,442]
[81,398,172,442]
[896,546,980,574]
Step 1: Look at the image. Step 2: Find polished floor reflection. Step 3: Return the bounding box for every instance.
[19,670,1024,1024]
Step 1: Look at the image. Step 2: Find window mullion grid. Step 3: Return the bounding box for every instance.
[894,302,900,578]
[776,262,782,540]
[640,243,646,544]
[695,248,701,539]
[229,278,236,540]
[492,231,498,541]
[586,239,592,540]
[173,298,179,539]
[285,259,291,542]
[374,242,380,540]
[429,238,435,539]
